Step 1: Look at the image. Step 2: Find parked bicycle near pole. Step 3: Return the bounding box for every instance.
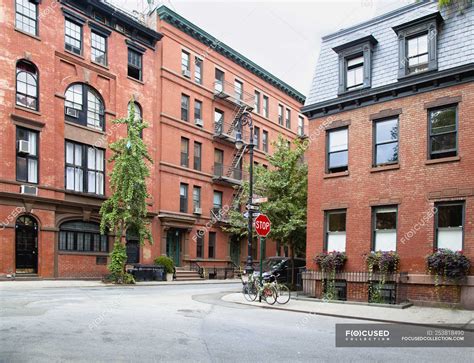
[240,270,277,305]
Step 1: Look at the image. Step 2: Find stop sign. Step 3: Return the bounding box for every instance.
[255,214,271,237]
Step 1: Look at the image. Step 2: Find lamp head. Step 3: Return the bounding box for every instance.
[235,131,244,150]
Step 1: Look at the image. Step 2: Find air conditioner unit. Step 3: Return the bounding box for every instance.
[182,69,191,77]
[20,185,38,196]
[18,140,30,154]
[195,118,203,127]
[193,207,202,215]
[66,107,79,118]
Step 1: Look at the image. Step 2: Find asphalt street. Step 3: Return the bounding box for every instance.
[0,283,473,362]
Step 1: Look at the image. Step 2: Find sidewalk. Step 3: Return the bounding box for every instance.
[223,293,474,327]
[0,278,241,290]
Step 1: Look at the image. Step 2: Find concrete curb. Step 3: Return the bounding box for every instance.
[222,294,474,331]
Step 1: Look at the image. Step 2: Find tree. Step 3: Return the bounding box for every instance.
[223,135,308,284]
[100,99,153,283]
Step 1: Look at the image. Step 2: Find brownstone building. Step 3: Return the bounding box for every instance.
[302,1,474,308]
[0,1,306,279]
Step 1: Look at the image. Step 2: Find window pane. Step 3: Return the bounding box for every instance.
[28,159,38,183]
[329,129,347,152]
[347,56,363,67]
[375,208,397,230]
[431,133,456,153]
[437,205,463,228]
[328,212,346,232]
[329,151,348,168]
[376,143,398,164]
[376,119,398,143]
[437,229,463,251]
[327,233,346,252]
[17,157,27,181]
[374,230,397,251]
[430,107,456,135]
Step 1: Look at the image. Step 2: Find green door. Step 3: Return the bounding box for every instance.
[166,229,181,267]
[230,237,241,266]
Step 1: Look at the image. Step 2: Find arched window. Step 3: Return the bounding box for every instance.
[59,221,108,252]
[65,83,105,130]
[128,101,142,122]
[16,60,38,111]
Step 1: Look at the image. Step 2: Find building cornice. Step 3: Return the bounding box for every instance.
[302,64,474,119]
[155,5,305,104]
[60,0,163,49]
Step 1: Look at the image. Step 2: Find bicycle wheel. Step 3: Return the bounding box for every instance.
[243,281,258,302]
[262,285,277,305]
[276,284,291,304]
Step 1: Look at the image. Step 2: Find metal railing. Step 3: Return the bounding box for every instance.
[189,261,204,278]
[301,270,409,305]
[212,164,247,181]
[213,80,255,106]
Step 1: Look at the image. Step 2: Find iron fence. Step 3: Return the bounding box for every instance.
[302,270,409,305]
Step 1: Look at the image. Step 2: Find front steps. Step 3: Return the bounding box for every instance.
[174,268,204,281]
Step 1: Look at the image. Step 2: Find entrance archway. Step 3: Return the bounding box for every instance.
[15,215,38,274]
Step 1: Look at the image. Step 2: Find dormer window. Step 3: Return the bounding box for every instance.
[346,55,364,90]
[392,12,443,78]
[333,35,378,95]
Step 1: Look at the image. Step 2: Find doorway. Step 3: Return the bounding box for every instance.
[166,229,182,267]
[15,215,38,274]
[230,236,241,266]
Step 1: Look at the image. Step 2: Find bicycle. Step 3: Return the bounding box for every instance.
[266,273,291,304]
[240,270,277,305]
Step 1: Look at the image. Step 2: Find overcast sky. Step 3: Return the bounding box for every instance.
[109,0,414,97]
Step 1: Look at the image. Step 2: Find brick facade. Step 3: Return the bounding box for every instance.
[0,1,306,278]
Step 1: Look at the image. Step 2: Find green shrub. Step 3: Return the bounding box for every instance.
[154,256,175,274]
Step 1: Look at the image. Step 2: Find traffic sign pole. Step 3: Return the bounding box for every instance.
[259,236,265,303]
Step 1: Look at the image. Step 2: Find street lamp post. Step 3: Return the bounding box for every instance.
[235,111,254,275]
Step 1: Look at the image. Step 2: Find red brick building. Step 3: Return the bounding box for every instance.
[302,1,474,308]
[0,1,306,279]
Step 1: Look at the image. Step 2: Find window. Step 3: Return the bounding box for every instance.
[16,127,38,184]
[234,80,243,100]
[298,116,305,136]
[278,104,283,126]
[215,69,224,93]
[128,101,142,122]
[91,32,107,66]
[59,221,108,252]
[406,33,428,74]
[263,95,269,118]
[325,210,346,252]
[181,94,189,121]
[180,137,189,167]
[208,232,216,258]
[195,57,202,84]
[262,130,269,153]
[193,186,201,210]
[65,83,105,130]
[214,109,224,134]
[429,106,457,159]
[213,191,223,211]
[65,141,104,195]
[214,149,224,176]
[193,142,202,171]
[286,109,291,129]
[127,49,142,81]
[345,55,364,90]
[393,14,440,77]
[327,128,348,173]
[15,0,38,36]
[194,100,202,124]
[196,232,204,258]
[179,183,188,213]
[374,118,398,166]
[181,50,190,76]
[373,207,397,251]
[254,126,260,149]
[65,19,82,55]
[254,91,261,113]
[16,60,38,110]
[435,203,464,251]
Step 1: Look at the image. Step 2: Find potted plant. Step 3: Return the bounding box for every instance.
[365,251,399,303]
[154,256,175,281]
[427,249,470,284]
[314,251,347,300]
